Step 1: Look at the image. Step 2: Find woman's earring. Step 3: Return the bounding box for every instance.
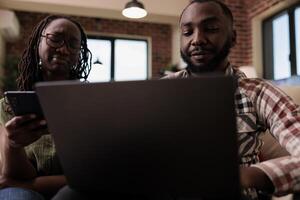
[38,58,42,69]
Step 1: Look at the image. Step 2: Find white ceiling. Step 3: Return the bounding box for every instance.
[0,0,190,24]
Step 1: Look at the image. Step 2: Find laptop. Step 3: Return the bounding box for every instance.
[35,77,240,199]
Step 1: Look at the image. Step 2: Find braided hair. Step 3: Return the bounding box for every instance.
[17,15,92,91]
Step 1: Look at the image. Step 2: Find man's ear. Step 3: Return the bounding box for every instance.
[230,30,237,48]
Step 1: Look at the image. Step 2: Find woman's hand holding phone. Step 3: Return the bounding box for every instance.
[3,114,47,148]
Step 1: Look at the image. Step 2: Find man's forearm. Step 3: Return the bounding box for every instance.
[240,166,274,193]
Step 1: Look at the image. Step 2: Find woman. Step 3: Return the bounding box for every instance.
[0,15,92,200]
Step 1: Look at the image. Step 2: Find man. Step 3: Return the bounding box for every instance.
[164,0,300,199]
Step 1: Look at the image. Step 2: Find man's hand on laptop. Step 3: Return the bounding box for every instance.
[240,166,274,193]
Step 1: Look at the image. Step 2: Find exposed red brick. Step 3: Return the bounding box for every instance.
[5,0,291,76]
[6,11,172,78]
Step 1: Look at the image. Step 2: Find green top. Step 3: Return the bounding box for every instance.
[0,98,62,176]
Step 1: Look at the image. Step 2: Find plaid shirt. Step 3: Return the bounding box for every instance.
[164,65,300,198]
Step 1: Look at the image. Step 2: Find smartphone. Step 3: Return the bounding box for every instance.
[4,91,44,118]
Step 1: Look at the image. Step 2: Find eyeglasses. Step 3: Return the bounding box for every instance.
[41,33,81,54]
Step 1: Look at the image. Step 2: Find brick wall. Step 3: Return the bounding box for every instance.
[6,11,172,78]
[245,0,286,18]
[5,0,288,76]
[223,0,251,66]
[243,0,289,67]
[223,0,287,67]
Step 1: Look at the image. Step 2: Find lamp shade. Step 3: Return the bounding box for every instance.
[122,0,147,19]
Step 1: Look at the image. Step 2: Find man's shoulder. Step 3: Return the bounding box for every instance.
[238,76,274,90]
[161,69,189,79]
[236,76,286,102]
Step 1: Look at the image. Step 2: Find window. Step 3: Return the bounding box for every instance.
[263,3,300,80]
[87,39,111,82]
[87,36,148,82]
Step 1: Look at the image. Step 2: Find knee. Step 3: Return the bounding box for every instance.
[52,185,80,200]
[0,187,45,200]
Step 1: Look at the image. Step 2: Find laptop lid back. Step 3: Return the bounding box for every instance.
[35,77,239,199]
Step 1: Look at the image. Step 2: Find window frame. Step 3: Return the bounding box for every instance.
[263,3,300,80]
[87,35,149,81]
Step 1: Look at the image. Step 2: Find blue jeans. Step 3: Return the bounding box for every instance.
[0,187,45,200]
[52,185,149,200]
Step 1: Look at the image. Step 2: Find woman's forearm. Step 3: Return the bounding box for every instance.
[0,175,67,197]
[0,127,37,179]
[31,175,67,196]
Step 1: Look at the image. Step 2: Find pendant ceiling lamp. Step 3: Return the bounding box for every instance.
[93,58,102,65]
[122,0,147,19]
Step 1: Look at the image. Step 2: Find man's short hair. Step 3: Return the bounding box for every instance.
[180,0,234,26]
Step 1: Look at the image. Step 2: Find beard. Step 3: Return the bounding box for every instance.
[181,38,232,73]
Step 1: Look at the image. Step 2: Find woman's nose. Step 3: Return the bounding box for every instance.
[56,43,71,55]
